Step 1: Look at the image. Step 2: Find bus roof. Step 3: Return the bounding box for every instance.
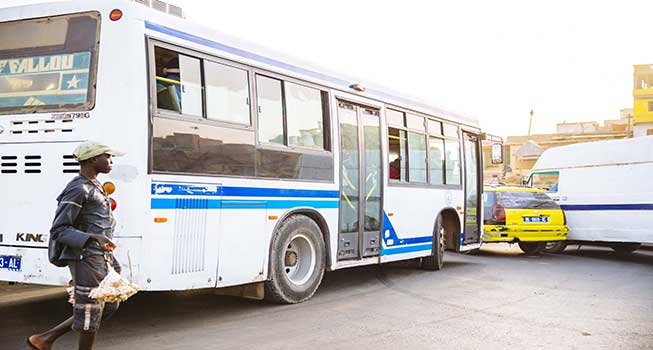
[0,0,480,128]
[532,136,653,171]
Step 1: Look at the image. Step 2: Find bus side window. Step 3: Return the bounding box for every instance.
[388,127,408,182]
[444,139,461,185]
[154,47,202,116]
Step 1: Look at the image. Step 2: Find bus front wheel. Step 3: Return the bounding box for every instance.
[264,215,326,304]
[421,216,444,270]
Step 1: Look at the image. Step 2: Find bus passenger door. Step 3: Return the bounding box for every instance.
[462,132,482,248]
[337,101,383,260]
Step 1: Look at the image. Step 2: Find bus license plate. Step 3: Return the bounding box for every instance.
[523,216,548,223]
[0,255,22,271]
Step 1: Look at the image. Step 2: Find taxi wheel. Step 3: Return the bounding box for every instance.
[518,242,545,255]
[543,241,567,254]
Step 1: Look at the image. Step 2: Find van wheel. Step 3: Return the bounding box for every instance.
[264,215,326,304]
[421,217,444,270]
[518,242,545,255]
[543,241,567,254]
[610,243,641,254]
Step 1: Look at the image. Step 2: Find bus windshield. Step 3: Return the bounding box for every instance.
[0,11,100,115]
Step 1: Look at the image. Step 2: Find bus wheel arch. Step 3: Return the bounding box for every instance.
[438,208,461,252]
[269,209,332,267]
[264,211,328,304]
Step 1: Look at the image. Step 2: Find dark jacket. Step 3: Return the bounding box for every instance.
[48,176,116,267]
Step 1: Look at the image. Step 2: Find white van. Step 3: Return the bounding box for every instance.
[528,136,653,253]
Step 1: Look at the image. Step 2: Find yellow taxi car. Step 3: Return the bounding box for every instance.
[482,185,568,254]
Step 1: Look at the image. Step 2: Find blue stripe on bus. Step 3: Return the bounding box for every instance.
[380,211,432,255]
[144,21,461,119]
[381,211,432,247]
[151,198,338,209]
[560,204,653,211]
[152,183,220,196]
[151,183,339,198]
[381,243,433,256]
[221,186,339,198]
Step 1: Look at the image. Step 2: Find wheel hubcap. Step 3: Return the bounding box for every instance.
[285,251,298,267]
[439,225,446,255]
[283,234,316,286]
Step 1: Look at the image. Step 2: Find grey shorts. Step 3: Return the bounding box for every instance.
[68,254,121,332]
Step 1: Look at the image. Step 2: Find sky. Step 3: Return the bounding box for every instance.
[5,0,653,137]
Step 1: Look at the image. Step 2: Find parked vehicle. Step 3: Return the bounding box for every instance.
[482,186,568,254]
[0,0,497,303]
[529,136,653,253]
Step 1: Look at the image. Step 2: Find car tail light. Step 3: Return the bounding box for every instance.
[109,198,117,211]
[492,204,506,224]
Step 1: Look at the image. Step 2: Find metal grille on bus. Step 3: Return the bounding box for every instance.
[0,154,79,174]
[62,155,80,173]
[171,198,208,274]
[1,155,42,174]
[9,119,74,134]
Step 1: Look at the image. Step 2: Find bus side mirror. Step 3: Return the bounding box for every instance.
[491,144,503,164]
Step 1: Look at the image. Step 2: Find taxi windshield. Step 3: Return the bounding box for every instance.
[0,11,100,115]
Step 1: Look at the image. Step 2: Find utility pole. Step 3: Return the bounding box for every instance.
[527,109,534,136]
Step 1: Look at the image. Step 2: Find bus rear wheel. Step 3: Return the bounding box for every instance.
[518,242,545,255]
[421,217,444,270]
[264,215,326,304]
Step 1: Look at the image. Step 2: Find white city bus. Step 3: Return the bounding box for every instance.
[0,0,489,303]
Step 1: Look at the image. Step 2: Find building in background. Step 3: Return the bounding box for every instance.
[483,113,633,184]
[484,65,650,184]
[633,64,653,137]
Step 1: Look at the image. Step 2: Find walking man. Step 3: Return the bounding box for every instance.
[28,142,124,350]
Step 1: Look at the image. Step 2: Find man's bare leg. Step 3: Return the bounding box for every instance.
[27,316,73,350]
[78,331,97,350]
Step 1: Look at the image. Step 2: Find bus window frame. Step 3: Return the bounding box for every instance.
[149,39,256,132]
[385,104,463,190]
[0,11,101,116]
[147,38,334,180]
[251,68,332,154]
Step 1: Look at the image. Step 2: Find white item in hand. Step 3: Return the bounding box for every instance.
[88,266,140,303]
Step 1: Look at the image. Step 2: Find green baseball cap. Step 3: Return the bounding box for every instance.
[73,141,125,161]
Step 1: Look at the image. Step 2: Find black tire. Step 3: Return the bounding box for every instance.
[421,216,444,270]
[518,242,546,255]
[543,241,567,254]
[610,243,641,254]
[264,215,326,304]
